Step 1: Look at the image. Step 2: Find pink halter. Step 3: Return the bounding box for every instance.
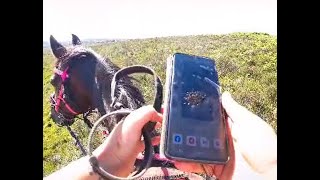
[53,67,79,115]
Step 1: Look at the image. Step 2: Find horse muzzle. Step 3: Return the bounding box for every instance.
[50,93,75,126]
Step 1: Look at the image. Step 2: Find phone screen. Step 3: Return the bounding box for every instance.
[165,53,229,163]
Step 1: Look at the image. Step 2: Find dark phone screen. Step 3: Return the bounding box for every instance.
[178,57,220,121]
[166,53,228,163]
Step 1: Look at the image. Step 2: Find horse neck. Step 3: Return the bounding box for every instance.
[93,58,145,114]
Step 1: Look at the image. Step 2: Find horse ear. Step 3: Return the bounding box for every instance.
[50,35,67,59]
[72,34,82,45]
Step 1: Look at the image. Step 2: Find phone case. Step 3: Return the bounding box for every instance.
[159,54,174,160]
[160,53,230,164]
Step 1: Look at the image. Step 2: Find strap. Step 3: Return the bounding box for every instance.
[110,65,163,132]
[88,65,164,180]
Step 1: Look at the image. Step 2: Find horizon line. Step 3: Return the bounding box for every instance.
[43,31,277,43]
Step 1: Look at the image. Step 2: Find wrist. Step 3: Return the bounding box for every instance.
[92,144,137,177]
[44,155,103,180]
[90,120,141,177]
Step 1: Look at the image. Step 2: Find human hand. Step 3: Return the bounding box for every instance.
[92,105,163,177]
[173,92,277,180]
[222,92,277,179]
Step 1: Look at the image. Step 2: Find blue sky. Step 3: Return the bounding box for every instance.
[43,0,277,41]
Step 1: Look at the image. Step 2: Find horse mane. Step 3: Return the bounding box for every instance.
[93,49,146,109]
[61,45,146,111]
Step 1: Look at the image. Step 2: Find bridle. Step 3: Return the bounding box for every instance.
[52,67,77,111]
[50,65,91,127]
[49,62,97,156]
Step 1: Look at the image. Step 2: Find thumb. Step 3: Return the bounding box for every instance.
[222,91,256,123]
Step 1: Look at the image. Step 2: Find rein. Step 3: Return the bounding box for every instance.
[87,65,164,180]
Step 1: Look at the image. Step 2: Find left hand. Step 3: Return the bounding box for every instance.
[92,105,163,177]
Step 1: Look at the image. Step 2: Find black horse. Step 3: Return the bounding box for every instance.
[48,34,173,166]
[49,34,147,131]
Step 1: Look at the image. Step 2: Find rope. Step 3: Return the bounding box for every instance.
[66,126,87,156]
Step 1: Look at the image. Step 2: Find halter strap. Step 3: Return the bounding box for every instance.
[54,67,69,82]
[53,66,80,116]
[54,85,79,115]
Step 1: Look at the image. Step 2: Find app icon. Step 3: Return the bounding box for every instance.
[213,139,224,149]
[173,133,183,144]
[186,136,197,146]
[200,137,210,148]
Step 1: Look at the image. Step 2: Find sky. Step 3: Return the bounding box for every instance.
[43,0,277,42]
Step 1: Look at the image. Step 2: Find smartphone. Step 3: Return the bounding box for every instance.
[160,53,229,164]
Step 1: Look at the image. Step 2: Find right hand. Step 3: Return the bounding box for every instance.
[174,92,277,180]
[222,91,277,177]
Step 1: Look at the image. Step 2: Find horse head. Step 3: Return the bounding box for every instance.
[49,34,145,130]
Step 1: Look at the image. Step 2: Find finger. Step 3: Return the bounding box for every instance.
[130,105,163,124]
[221,91,254,122]
[122,105,163,134]
[222,92,277,174]
[136,141,145,153]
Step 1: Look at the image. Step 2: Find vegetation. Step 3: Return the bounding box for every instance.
[43,32,277,176]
